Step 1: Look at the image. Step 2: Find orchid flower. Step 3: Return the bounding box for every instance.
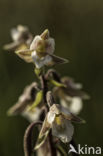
[7,82,43,122]
[34,91,85,150]
[15,29,68,68]
[4,25,33,51]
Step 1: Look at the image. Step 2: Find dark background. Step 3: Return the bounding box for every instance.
[0,0,103,155]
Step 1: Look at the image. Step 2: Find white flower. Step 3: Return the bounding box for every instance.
[11,25,29,42]
[47,111,56,124]
[4,25,33,51]
[53,77,89,115]
[60,96,83,115]
[52,119,74,143]
[7,82,43,122]
[34,104,84,150]
[15,29,68,68]
[31,51,52,69]
[30,34,55,54]
[22,107,41,122]
[30,29,55,68]
[47,104,74,143]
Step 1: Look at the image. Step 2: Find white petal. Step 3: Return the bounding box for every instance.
[17,25,28,31]
[46,38,55,54]
[22,107,41,122]
[52,119,74,143]
[60,99,69,108]
[31,51,44,68]
[74,83,83,89]
[11,29,20,41]
[65,95,72,102]
[47,111,56,124]
[30,35,42,50]
[43,55,52,65]
[31,52,52,69]
[53,103,71,116]
[69,97,83,115]
[60,96,83,115]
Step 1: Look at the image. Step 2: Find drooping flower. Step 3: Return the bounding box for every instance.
[53,77,89,115]
[7,82,43,122]
[4,25,33,51]
[34,103,84,150]
[15,29,68,68]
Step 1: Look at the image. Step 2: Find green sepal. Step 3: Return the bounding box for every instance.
[28,90,43,111]
[34,130,49,150]
[34,116,51,150]
[50,79,66,87]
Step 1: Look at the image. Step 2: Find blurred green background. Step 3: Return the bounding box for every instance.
[0,0,103,155]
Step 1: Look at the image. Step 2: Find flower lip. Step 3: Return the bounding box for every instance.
[52,119,74,143]
[31,51,52,69]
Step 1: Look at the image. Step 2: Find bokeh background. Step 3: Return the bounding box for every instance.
[0,0,103,155]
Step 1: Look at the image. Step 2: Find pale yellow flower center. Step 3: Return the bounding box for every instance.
[55,116,62,125]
